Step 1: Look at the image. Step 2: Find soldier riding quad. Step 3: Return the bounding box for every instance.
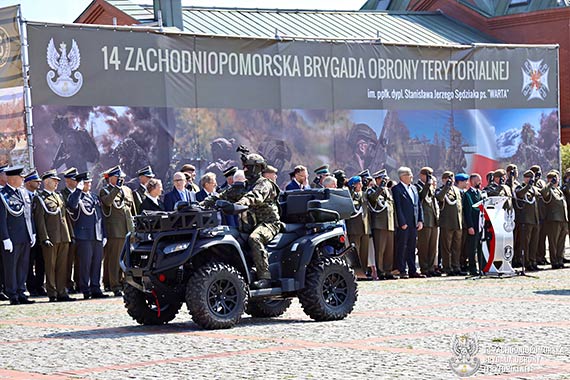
[120,188,358,329]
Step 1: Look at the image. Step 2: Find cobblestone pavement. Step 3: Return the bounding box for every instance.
[1,264,570,380]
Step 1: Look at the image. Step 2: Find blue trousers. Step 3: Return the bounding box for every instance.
[396,227,418,274]
[76,240,104,294]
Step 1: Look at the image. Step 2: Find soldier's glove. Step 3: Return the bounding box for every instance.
[76,181,84,191]
[102,238,107,247]
[215,200,235,213]
[2,239,13,253]
[446,179,453,187]
[116,178,124,187]
[43,240,54,248]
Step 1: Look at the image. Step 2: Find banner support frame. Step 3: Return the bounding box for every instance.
[18,9,34,168]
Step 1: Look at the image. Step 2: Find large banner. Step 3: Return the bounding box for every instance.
[0,6,26,166]
[26,23,559,189]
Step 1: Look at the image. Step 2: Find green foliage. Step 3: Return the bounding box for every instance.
[561,143,570,172]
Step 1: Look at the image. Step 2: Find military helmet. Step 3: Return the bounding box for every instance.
[242,153,267,178]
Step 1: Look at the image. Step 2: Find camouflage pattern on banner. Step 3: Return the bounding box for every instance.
[25,23,560,190]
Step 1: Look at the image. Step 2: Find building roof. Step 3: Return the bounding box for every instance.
[362,0,570,17]
[88,0,497,45]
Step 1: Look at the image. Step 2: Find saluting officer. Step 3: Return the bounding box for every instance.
[67,172,109,299]
[100,165,135,297]
[436,171,464,276]
[415,167,440,277]
[218,166,238,192]
[312,165,330,189]
[367,169,397,280]
[133,166,155,215]
[485,169,513,209]
[540,171,568,269]
[34,170,74,302]
[0,166,36,305]
[60,167,79,293]
[515,170,541,271]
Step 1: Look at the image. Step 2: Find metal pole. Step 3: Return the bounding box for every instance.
[18,8,34,168]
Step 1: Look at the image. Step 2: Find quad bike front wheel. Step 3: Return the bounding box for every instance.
[186,261,248,329]
[123,284,183,325]
[298,257,358,321]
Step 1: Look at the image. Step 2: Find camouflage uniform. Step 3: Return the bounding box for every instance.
[235,177,281,280]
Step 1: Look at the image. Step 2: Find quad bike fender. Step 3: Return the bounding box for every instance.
[295,226,347,287]
[192,235,251,283]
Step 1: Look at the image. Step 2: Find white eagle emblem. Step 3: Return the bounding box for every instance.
[449,334,481,377]
[521,59,549,101]
[46,38,83,97]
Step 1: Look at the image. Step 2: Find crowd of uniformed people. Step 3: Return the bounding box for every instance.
[0,157,568,304]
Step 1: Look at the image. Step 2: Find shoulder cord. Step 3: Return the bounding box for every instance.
[36,194,61,216]
[101,187,125,217]
[69,196,96,222]
[0,192,24,217]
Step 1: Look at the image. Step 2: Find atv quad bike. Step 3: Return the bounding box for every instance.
[120,188,358,329]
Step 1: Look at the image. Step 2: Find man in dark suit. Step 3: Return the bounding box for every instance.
[164,172,196,211]
[463,174,483,275]
[0,166,36,304]
[392,166,424,279]
[285,165,310,191]
[196,172,218,202]
[67,172,109,299]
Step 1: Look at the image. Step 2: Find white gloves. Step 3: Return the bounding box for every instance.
[30,234,36,247]
[102,238,107,247]
[3,239,13,253]
[76,181,84,191]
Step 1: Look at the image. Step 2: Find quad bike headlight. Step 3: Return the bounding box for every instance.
[163,242,191,255]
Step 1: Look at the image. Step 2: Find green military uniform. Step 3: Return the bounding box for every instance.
[33,187,72,299]
[202,182,247,208]
[235,176,281,281]
[133,166,156,215]
[435,172,463,275]
[540,172,568,269]
[531,171,548,264]
[367,171,395,277]
[415,167,439,276]
[133,184,146,215]
[100,179,135,294]
[346,187,370,275]
[514,171,540,270]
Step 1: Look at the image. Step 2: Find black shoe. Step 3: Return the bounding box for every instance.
[67,288,77,295]
[28,289,39,297]
[563,258,570,263]
[37,288,47,296]
[430,271,442,277]
[104,286,111,292]
[251,279,272,289]
[409,272,426,278]
[552,264,561,270]
[49,296,57,302]
[457,271,468,276]
[57,295,76,302]
[9,298,20,305]
[113,290,123,297]
[83,293,91,300]
[0,291,9,301]
[18,297,35,304]
[91,292,109,299]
